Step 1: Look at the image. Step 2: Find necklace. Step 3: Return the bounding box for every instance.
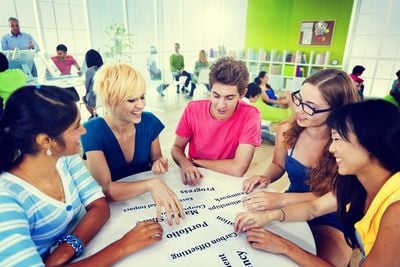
[18,166,65,202]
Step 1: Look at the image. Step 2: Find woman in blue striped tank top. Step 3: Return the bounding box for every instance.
[0,86,163,266]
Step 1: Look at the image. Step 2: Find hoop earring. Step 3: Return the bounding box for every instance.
[46,148,52,156]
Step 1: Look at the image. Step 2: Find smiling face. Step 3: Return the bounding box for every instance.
[9,19,20,35]
[56,50,67,59]
[260,74,268,84]
[294,83,332,128]
[54,112,86,156]
[113,94,146,124]
[210,82,242,120]
[329,129,371,176]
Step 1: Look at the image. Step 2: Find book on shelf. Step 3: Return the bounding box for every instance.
[228,50,237,59]
[314,52,330,65]
[259,49,267,61]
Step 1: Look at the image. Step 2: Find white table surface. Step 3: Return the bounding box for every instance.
[78,167,315,266]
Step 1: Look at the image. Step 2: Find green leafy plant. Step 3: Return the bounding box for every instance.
[104,24,134,62]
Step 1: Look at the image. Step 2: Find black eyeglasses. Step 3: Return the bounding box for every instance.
[291,90,333,116]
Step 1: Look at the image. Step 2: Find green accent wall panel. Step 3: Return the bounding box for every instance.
[245,0,354,64]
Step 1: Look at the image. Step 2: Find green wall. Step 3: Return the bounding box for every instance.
[245,0,354,65]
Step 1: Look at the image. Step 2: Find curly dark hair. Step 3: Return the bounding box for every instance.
[209,57,249,95]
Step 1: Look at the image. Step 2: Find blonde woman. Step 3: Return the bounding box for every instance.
[81,64,184,225]
[192,49,210,92]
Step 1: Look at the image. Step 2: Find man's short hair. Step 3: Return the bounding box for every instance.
[8,17,19,23]
[56,44,68,52]
[174,43,180,48]
[352,65,365,75]
[245,83,261,98]
[209,57,249,95]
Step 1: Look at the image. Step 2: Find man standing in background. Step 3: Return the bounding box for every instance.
[1,17,40,77]
[1,17,39,52]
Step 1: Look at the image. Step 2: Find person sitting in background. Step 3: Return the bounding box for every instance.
[192,49,210,91]
[241,69,359,266]
[245,82,291,123]
[171,57,261,186]
[81,63,183,225]
[349,65,366,100]
[235,99,400,266]
[0,85,164,266]
[390,69,400,105]
[83,49,103,119]
[256,71,288,108]
[146,45,168,97]
[170,43,195,95]
[0,52,27,104]
[51,44,81,75]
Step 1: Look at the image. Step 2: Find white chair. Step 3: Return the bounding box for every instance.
[197,68,210,92]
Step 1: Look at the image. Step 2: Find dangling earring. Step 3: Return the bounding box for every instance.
[46,148,52,156]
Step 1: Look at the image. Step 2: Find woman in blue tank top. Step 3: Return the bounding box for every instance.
[240,69,359,266]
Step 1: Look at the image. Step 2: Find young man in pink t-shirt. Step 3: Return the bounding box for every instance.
[51,44,81,75]
[172,57,261,185]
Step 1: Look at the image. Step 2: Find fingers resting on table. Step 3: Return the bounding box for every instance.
[242,175,270,193]
[149,178,185,226]
[180,164,203,186]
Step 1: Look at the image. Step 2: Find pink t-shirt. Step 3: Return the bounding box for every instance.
[176,99,261,160]
[51,55,78,75]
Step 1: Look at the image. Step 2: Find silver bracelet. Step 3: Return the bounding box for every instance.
[279,207,286,222]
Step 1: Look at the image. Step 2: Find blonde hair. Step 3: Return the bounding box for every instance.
[199,50,208,65]
[94,63,146,111]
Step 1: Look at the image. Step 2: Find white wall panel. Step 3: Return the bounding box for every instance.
[345,0,400,96]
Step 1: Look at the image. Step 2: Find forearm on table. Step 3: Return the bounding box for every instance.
[264,163,286,184]
[281,239,333,267]
[171,146,192,167]
[67,237,138,267]
[193,159,247,177]
[45,198,110,265]
[106,180,153,202]
[280,192,318,207]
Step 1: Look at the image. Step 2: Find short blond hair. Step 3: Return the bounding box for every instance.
[94,63,146,111]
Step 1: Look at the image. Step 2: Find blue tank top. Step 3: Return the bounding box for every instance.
[285,140,344,232]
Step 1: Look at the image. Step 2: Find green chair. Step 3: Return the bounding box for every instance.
[252,97,291,123]
[383,95,399,108]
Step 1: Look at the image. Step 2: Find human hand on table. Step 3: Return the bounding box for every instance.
[180,162,203,186]
[242,175,270,193]
[234,211,271,233]
[148,177,184,225]
[246,228,288,255]
[121,221,164,253]
[152,157,169,175]
[242,191,284,211]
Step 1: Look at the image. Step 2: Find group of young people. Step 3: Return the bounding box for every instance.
[0,53,399,266]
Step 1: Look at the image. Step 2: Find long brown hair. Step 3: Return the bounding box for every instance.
[283,69,359,195]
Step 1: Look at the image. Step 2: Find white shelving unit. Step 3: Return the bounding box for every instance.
[209,48,343,91]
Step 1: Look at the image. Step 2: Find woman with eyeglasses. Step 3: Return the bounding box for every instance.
[235,99,400,266]
[241,69,359,266]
